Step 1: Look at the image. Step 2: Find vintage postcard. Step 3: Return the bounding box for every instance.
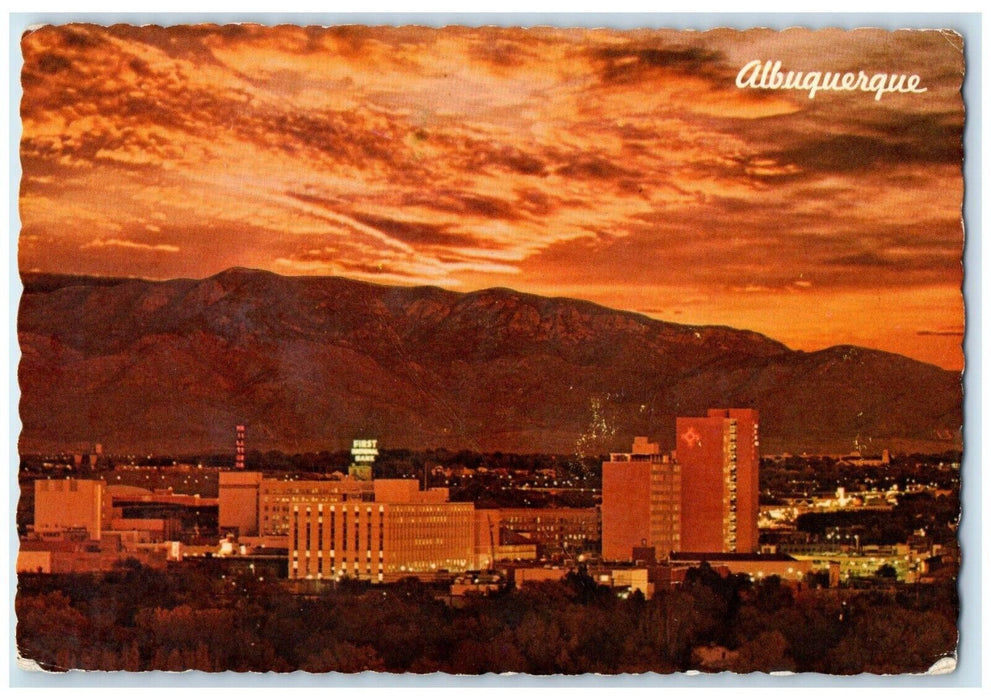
[14,21,964,676]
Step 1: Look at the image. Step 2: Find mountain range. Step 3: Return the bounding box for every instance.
[17,268,962,456]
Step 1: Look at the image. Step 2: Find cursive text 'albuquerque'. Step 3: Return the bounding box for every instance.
[736,60,927,101]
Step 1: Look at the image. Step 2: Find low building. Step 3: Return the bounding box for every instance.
[789,546,923,583]
[473,508,592,567]
[513,566,571,588]
[610,568,652,598]
[669,552,813,582]
[16,537,172,574]
[494,507,599,557]
[450,571,505,597]
[492,530,539,562]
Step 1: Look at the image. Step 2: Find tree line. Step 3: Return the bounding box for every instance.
[16,560,957,675]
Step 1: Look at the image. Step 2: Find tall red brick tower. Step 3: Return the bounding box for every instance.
[601,437,681,562]
[675,409,759,553]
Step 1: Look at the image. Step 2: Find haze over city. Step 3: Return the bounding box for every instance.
[19,24,964,369]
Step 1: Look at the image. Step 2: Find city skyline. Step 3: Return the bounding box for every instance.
[19,24,964,369]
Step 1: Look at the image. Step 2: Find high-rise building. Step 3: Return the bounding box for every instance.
[601,437,681,562]
[675,408,759,553]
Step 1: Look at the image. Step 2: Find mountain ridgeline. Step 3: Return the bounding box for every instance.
[17,268,962,456]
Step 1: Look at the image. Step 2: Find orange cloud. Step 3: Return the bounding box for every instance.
[81,238,180,253]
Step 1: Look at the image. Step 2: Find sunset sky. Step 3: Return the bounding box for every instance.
[18,24,964,369]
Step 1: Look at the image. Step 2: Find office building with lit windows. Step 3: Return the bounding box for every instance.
[286,479,474,582]
[675,408,760,553]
